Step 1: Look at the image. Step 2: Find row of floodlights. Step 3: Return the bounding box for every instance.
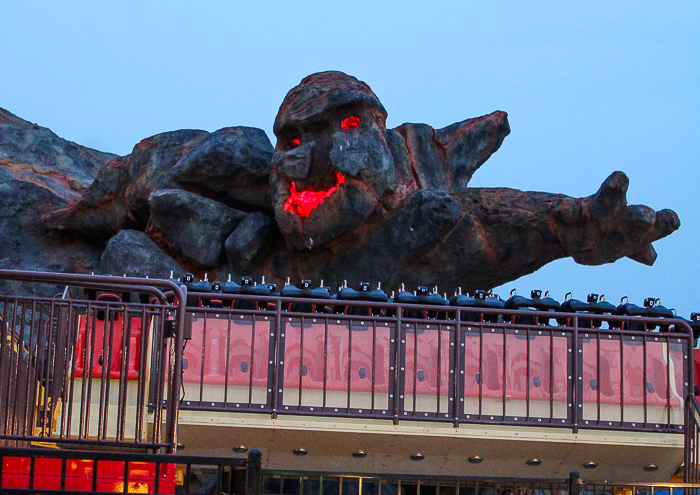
[226,445,657,470]
[158,273,698,332]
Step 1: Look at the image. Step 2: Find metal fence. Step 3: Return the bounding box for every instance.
[178,292,694,434]
[0,270,186,453]
[4,447,700,495]
[685,394,700,483]
[260,470,700,495]
[0,445,259,494]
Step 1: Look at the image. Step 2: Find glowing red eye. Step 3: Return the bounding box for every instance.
[341,116,360,130]
[290,138,301,148]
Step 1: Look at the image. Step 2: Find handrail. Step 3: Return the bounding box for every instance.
[178,292,694,434]
[0,270,187,454]
[685,393,700,482]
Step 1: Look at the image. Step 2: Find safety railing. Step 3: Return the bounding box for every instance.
[177,292,694,434]
[0,445,260,494]
[261,470,700,495]
[0,270,187,453]
[685,394,700,483]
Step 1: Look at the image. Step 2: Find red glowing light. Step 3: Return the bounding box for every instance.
[283,172,346,217]
[341,116,360,130]
[290,138,301,148]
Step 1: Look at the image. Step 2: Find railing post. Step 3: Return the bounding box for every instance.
[572,314,579,434]
[394,304,402,426]
[569,470,582,495]
[272,297,282,420]
[247,448,263,495]
[453,307,461,429]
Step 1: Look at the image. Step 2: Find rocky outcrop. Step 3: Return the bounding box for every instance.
[0,109,112,296]
[100,229,185,280]
[147,189,247,269]
[0,70,681,296]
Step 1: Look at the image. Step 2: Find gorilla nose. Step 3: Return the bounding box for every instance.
[273,140,315,179]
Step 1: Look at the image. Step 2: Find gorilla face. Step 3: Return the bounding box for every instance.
[271,79,396,250]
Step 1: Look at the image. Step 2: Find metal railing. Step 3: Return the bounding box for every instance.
[177,292,694,434]
[0,445,261,494]
[0,270,186,453]
[260,470,700,495]
[685,394,700,483]
[3,446,700,495]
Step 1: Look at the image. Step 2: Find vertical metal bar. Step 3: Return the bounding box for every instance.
[347,318,352,411]
[453,309,461,428]
[199,311,207,404]
[437,323,442,415]
[394,304,402,425]
[597,329,601,424]
[28,455,35,490]
[0,299,8,438]
[570,473,581,495]
[135,306,148,442]
[478,325,483,418]
[412,322,417,415]
[502,325,506,419]
[79,303,93,439]
[5,298,19,437]
[550,329,554,422]
[224,313,232,406]
[300,316,305,409]
[154,461,161,494]
[99,303,115,441]
[42,301,57,438]
[526,326,531,422]
[248,316,254,407]
[643,333,648,426]
[85,303,99,440]
[59,301,77,439]
[572,314,579,434]
[322,318,328,411]
[666,336,671,426]
[167,282,187,452]
[247,449,263,495]
[271,295,282,420]
[117,306,131,441]
[620,330,625,425]
[156,307,169,448]
[123,459,129,493]
[371,321,376,413]
[20,300,35,438]
[217,465,223,495]
[184,463,191,493]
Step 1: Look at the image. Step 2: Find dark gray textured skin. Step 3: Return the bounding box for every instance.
[0,71,679,296]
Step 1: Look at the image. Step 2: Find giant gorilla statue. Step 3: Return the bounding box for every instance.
[42,71,679,292]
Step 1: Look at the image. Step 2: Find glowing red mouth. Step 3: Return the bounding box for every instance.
[283,172,346,217]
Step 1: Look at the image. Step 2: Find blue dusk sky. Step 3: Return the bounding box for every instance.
[1,2,698,316]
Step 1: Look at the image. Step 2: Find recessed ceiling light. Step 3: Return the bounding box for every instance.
[644,464,658,472]
[468,456,483,464]
[526,459,542,466]
[583,462,597,469]
[410,453,425,461]
[293,448,308,456]
[232,446,248,454]
[352,450,367,458]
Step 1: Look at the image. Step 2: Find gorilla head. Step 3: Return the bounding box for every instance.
[270,71,396,250]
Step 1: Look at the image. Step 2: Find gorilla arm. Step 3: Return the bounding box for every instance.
[421,171,680,292]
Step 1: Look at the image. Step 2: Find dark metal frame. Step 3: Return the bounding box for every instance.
[179,291,694,434]
[0,445,260,495]
[260,470,700,495]
[684,393,700,483]
[0,270,186,454]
